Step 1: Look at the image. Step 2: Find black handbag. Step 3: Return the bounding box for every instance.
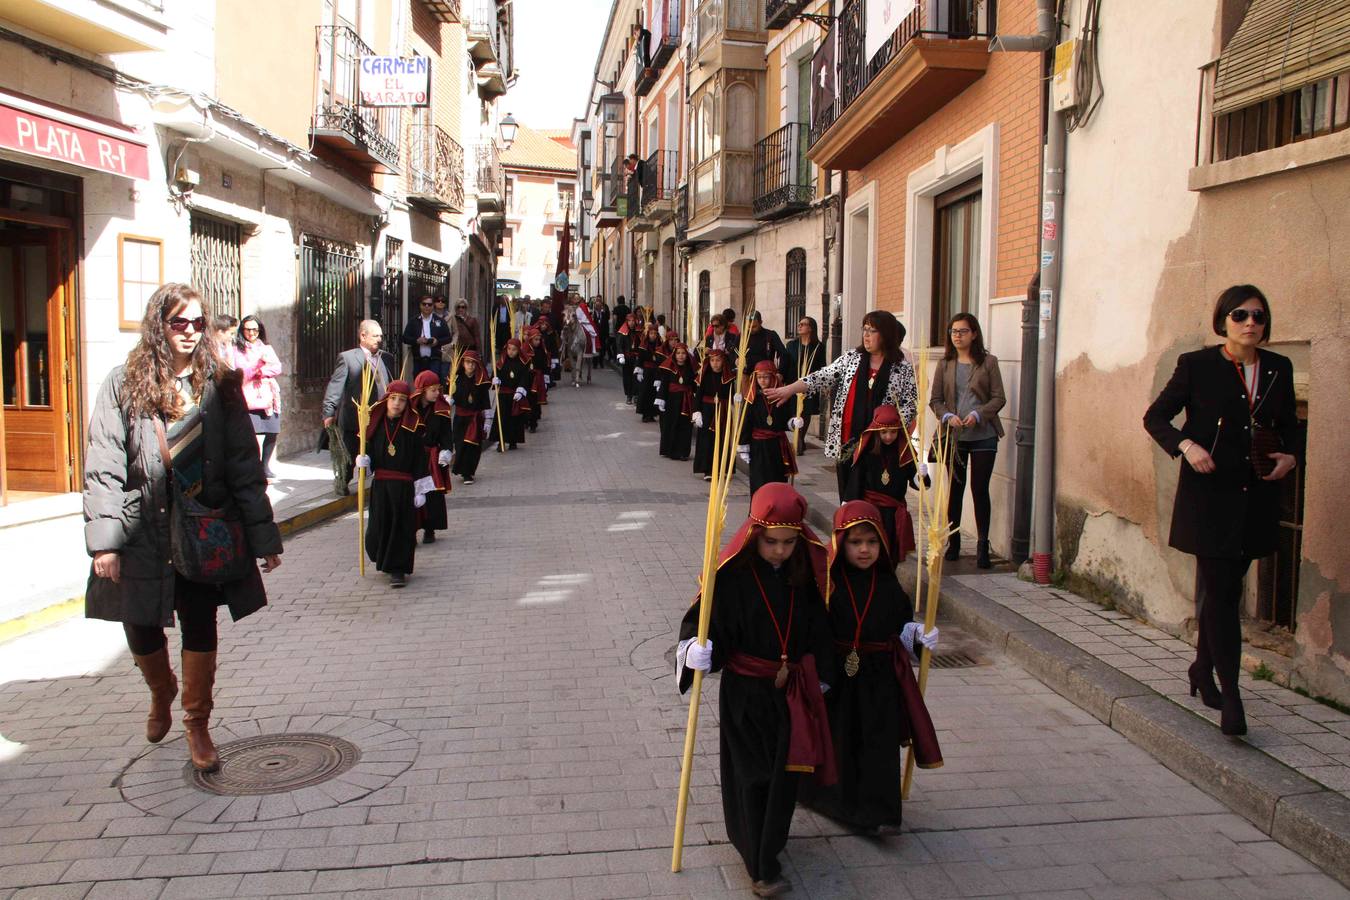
[1249,423,1281,478]
[155,419,252,585]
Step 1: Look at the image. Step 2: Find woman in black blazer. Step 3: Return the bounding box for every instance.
[1144,285,1298,736]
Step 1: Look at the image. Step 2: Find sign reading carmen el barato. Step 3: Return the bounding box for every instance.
[358,56,431,108]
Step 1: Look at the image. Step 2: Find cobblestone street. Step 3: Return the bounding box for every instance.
[0,370,1344,899]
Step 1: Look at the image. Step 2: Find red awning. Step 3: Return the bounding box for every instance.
[0,90,149,181]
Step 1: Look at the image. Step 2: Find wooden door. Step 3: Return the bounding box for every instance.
[740,261,755,319]
[1,226,72,493]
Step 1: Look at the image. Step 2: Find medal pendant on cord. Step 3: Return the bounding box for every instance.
[881,468,891,486]
[844,648,860,678]
[775,656,789,689]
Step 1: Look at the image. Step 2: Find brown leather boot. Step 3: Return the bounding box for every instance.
[181,650,220,772]
[132,648,177,743]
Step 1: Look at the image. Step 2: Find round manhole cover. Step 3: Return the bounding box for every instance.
[188,733,361,795]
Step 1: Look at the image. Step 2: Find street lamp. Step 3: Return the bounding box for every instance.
[500,113,518,150]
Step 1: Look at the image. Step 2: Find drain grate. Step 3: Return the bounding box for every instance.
[188,733,361,796]
[928,652,984,669]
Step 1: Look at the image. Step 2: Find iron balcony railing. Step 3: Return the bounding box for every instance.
[651,0,682,69]
[641,149,678,212]
[408,121,465,211]
[314,25,402,171]
[468,0,502,63]
[475,141,503,199]
[753,122,814,217]
[811,0,993,146]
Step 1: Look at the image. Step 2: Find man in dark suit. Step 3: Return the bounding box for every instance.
[323,319,396,495]
[401,294,453,380]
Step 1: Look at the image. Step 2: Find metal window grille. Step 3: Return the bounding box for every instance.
[408,254,451,312]
[297,235,365,381]
[190,212,242,320]
[698,270,710,334]
[1257,411,1308,632]
[381,236,405,344]
[784,248,806,334]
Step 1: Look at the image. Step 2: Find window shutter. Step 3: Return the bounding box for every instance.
[1213,0,1350,115]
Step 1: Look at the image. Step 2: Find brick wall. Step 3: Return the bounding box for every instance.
[849,0,1043,312]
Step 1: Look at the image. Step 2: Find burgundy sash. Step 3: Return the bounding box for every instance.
[668,382,696,417]
[531,369,548,403]
[454,406,483,444]
[421,448,449,492]
[726,652,837,785]
[373,470,413,483]
[863,490,917,560]
[752,428,799,477]
[499,387,530,416]
[841,637,943,769]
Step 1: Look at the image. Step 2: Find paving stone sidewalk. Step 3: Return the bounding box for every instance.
[948,574,1350,799]
[0,370,1344,898]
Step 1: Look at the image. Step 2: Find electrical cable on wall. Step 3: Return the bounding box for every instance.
[1066,0,1104,132]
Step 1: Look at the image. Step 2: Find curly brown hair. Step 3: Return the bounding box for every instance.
[122,283,221,421]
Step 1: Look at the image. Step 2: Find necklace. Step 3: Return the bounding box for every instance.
[842,567,877,677]
[749,564,795,689]
[383,417,399,457]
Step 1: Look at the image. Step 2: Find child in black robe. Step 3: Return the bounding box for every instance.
[493,338,531,450]
[524,329,549,433]
[616,314,639,404]
[634,324,663,422]
[693,349,736,480]
[356,380,420,588]
[411,371,453,545]
[451,351,492,484]
[798,501,942,833]
[738,361,802,497]
[843,405,920,567]
[676,483,836,897]
[656,343,698,460]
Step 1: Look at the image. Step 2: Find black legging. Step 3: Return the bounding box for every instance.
[124,575,220,654]
[1194,556,1252,695]
[947,437,998,539]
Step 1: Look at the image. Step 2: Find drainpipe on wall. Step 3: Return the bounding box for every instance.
[993,0,1062,582]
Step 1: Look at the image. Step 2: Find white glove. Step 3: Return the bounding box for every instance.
[492,377,501,386]
[918,462,929,478]
[788,417,805,432]
[514,387,527,401]
[901,622,939,653]
[653,380,662,392]
[656,399,666,412]
[617,354,626,365]
[738,445,750,464]
[692,412,703,428]
[355,454,371,470]
[685,640,713,672]
[636,369,645,383]
[551,359,558,368]
[438,449,452,466]
[413,492,427,509]
[733,392,744,405]
[544,375,551,386]
[484,407,495,421]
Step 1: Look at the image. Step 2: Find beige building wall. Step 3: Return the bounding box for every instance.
[500,170,575,297]
[214,0,324,148]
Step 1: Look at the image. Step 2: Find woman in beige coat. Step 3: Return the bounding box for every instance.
[930,313,1005,568]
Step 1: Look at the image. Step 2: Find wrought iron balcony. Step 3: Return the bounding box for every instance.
[765,0,806,31]
[407,121,465,212]
[754,123,814,219]
[312,25,402,174]
[641,149,678,222]
[809,0,993,170]
[475,142,503,214]
[467,0,501,67]
[652,0,682,68]
[675,183,690,245]
[419,0,461,23]
[635,48,657,98]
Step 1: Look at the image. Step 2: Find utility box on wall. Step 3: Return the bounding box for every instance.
[1053,39,1079,112]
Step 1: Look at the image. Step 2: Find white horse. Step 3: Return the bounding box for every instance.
[562,307,592,387]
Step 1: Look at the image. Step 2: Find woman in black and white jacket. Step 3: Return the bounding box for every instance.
[765,310,918,500]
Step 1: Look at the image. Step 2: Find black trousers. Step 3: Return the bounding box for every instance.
[124,575,220,654]
[340,429,360,486]
[946,436,998,540]
[1194,556,1253,694]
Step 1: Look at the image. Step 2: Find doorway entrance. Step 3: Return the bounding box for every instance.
[1,167,80,501]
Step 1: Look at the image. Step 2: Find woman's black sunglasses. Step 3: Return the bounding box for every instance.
[167,316,207,333]
[1228,308,1267,325]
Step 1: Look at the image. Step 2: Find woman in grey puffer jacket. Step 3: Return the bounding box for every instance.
[84,283,282,772]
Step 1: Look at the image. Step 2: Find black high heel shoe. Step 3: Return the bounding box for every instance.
[1187,662,1223,710]
[1221,694,1247,736]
